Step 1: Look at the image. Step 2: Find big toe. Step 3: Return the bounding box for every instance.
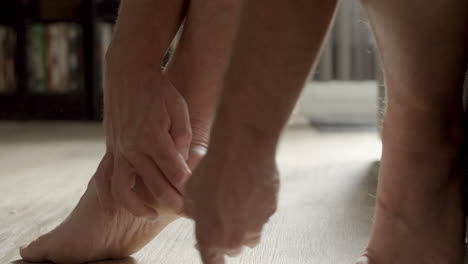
[20,234,51,262]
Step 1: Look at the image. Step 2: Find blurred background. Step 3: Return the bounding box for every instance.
[4,1,468,263]
[0,1,386,263]
[0,0,382,126]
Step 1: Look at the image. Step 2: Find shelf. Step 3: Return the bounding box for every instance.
[0,2,16,26]
[0,0,118,120]
[24,0,84,24]
[25,18,85,25]
[0,94,24,119]
[96,0,119,23]
[25,93,90,120]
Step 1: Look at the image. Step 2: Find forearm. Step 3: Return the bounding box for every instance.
[103,0,187,142]
[209,0,338,155]
[108,0,187,69]
[166,0,242,124]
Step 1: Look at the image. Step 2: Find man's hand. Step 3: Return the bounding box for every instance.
[185,148,279,264]
[97,45,193,217]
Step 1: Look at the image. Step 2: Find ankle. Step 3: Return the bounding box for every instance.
[383,105,465,152]
[376,163,463,224]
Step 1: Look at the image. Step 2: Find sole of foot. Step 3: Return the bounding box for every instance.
[20,180,179,264]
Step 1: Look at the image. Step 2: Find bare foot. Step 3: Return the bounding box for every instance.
[19,101,210,263]
[20,128,209,264]
[20,179,179,263]
[357,143,465,264]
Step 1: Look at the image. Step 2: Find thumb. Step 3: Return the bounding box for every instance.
[93,152,116,215]
[166,88,192,161]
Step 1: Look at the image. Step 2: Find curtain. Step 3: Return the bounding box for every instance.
[313,1,378,81]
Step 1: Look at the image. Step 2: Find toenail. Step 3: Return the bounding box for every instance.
[355,256,370,264]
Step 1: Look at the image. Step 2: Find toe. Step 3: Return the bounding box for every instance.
[20,235,50,262]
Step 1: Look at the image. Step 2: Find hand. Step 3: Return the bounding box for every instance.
[185,149,280,264]
[96,45,193,217]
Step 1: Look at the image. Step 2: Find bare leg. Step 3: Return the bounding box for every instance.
[358,0,468,263]
[19,1,242,263]
[165,0,242,168]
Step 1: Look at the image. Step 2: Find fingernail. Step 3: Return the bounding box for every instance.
[225,248,243,257]
[178,152,189,165]
[355,256,369,264]
[184,162,192,175]
[178,153,192,175]
[191,145,207,156]
[146,208,159,220]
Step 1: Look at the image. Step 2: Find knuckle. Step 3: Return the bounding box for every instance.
[170,167,189,184]
[121,144,137,155]
[224,236,244,250]
[120,145,139,161]
[171,95,188,108]
[159,189,182,208]
[133,206,153,217]
[127,207,147,217]
[156,151,173,164]
[140,124,164,142]
[173,129,192,144]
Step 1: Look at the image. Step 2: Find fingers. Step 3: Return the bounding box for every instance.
[93,152,116,215]
[112,155,158,218]
[166,90,192,160]
[133,174,159,207]
[195,225,263,264]
[198,244,246,264]
[195,227,257,264]
[127,153,184,212]
[198,246,225,264]
[147,133,192,192]
[187,145,208,171]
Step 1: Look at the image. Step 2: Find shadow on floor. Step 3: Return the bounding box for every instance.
[10,257,138,264]
[309,120,378,133]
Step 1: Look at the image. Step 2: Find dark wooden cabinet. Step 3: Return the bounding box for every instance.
[0,0,118,120]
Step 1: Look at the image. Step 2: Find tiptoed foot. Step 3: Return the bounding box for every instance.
[20,179,179,263]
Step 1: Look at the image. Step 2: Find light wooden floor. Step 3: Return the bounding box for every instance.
[0,122,382,264]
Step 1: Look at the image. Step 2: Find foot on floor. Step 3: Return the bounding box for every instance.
[20,179,179,263]
[357,146,466,264]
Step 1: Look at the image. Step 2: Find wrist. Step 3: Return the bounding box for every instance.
[111,0,184,65]
[207,115,279,162]
[105,39,163,71]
